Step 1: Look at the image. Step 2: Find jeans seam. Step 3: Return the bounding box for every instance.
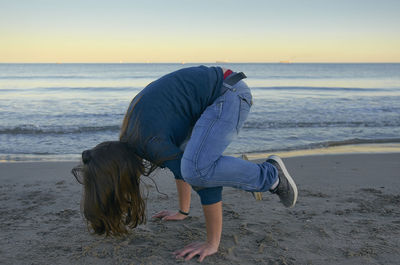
[236,97,242,132]
[193,116,220,177]
[236,93,252,132]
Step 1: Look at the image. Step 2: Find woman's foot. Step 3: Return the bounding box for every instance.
[267,155,298,207]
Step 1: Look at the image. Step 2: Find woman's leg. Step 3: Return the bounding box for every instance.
[181,80,278,192]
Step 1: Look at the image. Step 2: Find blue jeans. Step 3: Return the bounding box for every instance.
[181,80,278,204]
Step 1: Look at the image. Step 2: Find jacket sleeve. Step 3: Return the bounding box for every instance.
[163,152,184,180]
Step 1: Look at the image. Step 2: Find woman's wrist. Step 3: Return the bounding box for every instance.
[175,179,191,218]
[178,209,189,216]
[206,239,220,249]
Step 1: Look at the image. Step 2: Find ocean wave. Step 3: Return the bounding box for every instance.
[0,75,98,79]
[296,137,400,151]
[243,120,400,129]
[0,75,155,80]
[0,125,120,135]
[243,138,400,155]
[0,86,140,92]
[251,86,399,92]
[3,119,399,135]
[254,75,337,79]
[3,86,398,94]
[317,138,400,147]
[0,153,80,162]
[3,138,400,162]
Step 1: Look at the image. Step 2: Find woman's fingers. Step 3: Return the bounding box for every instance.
[163,212,187,221]
[162,215,176,221]
[198,250,209,262]
[174,245,192,257]
[185,249,202,261]
[173,242,199,256]
[174,242,218,262]
[151,210,169,218]
[198,253,206,262]
[153,211,187,221]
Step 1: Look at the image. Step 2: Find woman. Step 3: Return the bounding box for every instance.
[72,65,297,262]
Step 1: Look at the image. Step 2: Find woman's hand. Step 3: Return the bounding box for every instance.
[152,210,188,221]
[173,241,218,262]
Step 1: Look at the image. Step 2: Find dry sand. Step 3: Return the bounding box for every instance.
[1,153,399,265]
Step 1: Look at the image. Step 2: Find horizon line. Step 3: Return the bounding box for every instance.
[1,61,400,64]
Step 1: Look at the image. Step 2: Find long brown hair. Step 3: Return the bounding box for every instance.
[73,94,171,236]
[76,141,147,236]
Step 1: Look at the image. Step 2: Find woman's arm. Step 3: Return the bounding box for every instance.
[176,179,191,213]
[152,179,191,221]
[173,201,222,262]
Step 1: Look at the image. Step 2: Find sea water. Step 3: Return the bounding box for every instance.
[0,63,399,161]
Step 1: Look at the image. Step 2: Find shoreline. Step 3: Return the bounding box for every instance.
[2,142,400,163]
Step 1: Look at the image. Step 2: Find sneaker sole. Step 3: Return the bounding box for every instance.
[268,155,298,207]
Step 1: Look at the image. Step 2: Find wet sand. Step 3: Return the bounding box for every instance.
[1,153,399,264]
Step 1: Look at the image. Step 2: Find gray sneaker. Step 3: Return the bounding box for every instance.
[267,155,298,207]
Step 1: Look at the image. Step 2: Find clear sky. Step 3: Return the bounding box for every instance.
[1,0,399,63]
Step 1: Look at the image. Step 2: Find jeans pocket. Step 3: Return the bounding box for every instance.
[237,93,252,132]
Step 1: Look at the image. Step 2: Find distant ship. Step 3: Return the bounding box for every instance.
[216,60,229,64]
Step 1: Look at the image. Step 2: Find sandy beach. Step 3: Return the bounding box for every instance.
[1,152,399,265]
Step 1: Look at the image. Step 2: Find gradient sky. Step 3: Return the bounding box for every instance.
[1,0,399,63]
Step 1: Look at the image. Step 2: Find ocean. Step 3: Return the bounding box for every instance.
[1,63,399,161]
